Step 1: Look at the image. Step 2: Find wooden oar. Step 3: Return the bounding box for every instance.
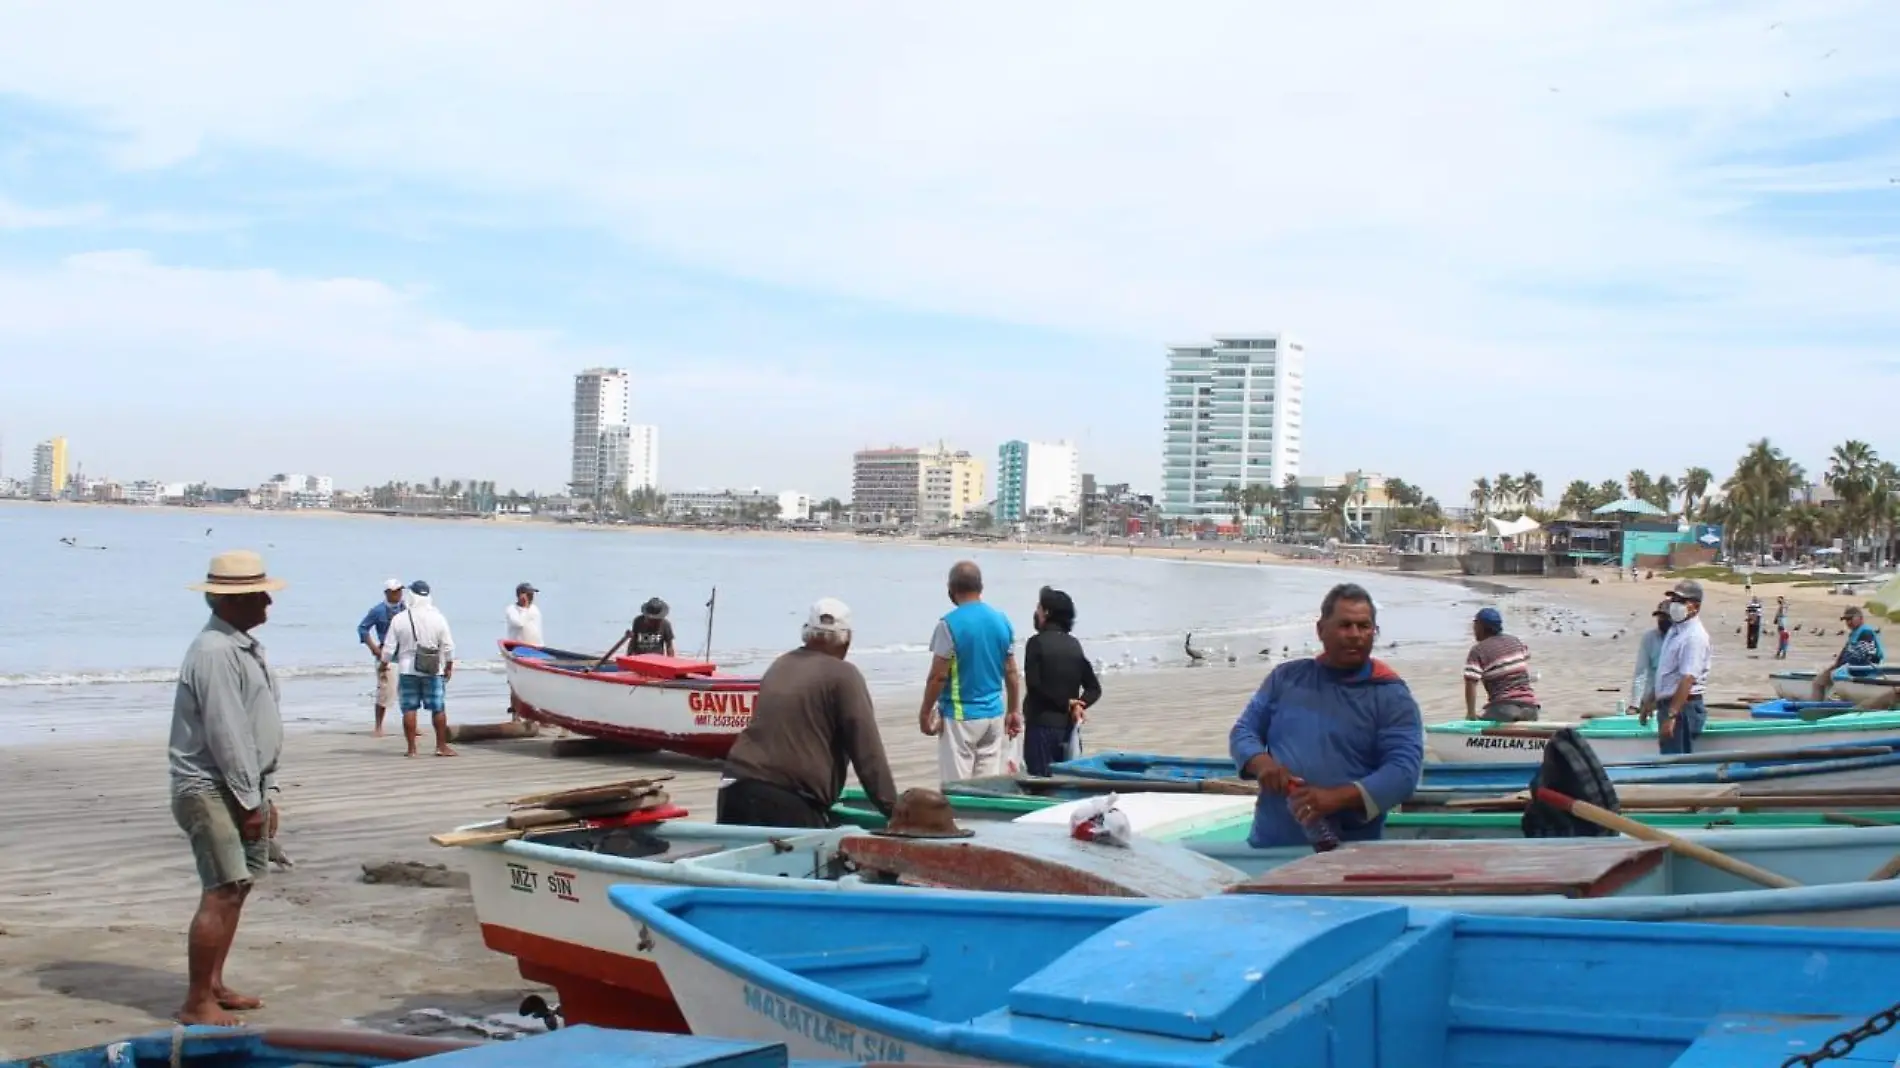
[1631,744,1893,767]
[1198,778,1261,797]
[588,630,633,673]
[1533,788,1800,890]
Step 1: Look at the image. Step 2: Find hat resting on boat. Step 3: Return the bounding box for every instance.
[189,550,288,595]
[872,788,974,839]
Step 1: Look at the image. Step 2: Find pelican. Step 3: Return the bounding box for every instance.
[1184,633,1208,664]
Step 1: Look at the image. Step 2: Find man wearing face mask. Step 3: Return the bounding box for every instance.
[1632,600,1672,722]
[1653,579,1712,753]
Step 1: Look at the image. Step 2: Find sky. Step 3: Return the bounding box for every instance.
[1,2,1897,504]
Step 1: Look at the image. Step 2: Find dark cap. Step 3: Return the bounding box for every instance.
[516,582,538,595]
[1652,601,1671,618]
[408,580,431,596]
[1474,607,1503,629]
[1669,579,1704,603]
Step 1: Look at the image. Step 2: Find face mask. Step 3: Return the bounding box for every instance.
[1666,601,1689,624]
[1656,617,1671,634]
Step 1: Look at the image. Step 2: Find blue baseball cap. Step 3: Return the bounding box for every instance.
[1474,607,1503,629]
[408,580,431,596]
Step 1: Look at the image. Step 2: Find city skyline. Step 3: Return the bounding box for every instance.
[1,6,1895,500]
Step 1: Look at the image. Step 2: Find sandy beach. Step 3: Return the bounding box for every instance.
[0,562,1866,1057]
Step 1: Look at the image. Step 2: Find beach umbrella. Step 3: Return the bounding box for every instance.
[1592,498,1667,517]
[1867,574,1900,623]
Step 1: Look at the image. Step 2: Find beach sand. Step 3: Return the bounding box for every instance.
[0,566,1852,1057]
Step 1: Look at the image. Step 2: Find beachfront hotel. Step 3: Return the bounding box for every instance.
[995,440,1081,525]
[1161,333,1305,519]
[30,436,66,501]
[570,368,659,500]
[852,444,986,526]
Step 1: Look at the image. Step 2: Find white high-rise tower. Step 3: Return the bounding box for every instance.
[1160,334,1304,519]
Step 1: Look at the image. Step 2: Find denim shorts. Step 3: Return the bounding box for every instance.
[172,788,270,890]
[399,673,446,713]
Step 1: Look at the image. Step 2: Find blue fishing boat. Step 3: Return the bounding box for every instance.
[1773,665,1900,702]
[0,1024,867,1068]
[1054,746,1900,794]
[1751,697,1859,720]
[613,884,1900,1067]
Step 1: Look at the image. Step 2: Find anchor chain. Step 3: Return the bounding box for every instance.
[1781,1001,1900,1067]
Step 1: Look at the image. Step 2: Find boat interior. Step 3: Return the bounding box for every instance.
[613,885,1900,1068]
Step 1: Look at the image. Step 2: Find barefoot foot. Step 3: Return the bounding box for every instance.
[176,999,244,1027]
[435,746,458,757]
[372,727,385,738]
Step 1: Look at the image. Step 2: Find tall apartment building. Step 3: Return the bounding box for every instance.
[995,440,1081,525]
[1161,334,1305,518]
[30,436,67,501]
[570,368,630,500]
[600,423,660,494]
[851,444,986,526]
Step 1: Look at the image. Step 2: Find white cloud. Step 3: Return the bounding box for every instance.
[0,194,105,229]
[0,1,1897,496]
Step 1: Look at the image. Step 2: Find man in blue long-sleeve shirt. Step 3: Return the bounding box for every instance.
[1228,583,1425,848]
[356,579,405,737]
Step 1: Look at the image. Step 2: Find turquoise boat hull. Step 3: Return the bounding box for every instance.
[615,884,1900,1067]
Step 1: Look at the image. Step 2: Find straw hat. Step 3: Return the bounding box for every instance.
[871,788,974,839]
[188,550,288,595]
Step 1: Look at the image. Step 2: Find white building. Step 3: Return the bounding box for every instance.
[996,440,1080,525]
[777,490,812,523]
[570,367,631,500]
[599,423,660,494]
[257,474,334,510]
[664,487,779,520]
[1161,333,1305,518]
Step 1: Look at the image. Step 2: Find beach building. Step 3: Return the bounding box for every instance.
[30,436,66,500]
[1161,334,1304,519]
[995,440,1081,526]
[663,487,784,521]
[599,423,660,494]
[570,367,630,500]
[256,474,335,510]
[851,444,986,527]
[778,490,811,522]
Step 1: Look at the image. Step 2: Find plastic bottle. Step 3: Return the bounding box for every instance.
[1287,795,1340,852]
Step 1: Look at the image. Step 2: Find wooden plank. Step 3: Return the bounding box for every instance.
[1230,840,1668,898]
[431,803,689,848]
[839,823,1245,899]
[504,776,673,809]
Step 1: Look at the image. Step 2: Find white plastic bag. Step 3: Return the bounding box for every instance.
[1068,792,1133,847]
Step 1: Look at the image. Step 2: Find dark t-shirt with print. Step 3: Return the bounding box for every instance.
[631,618,675,654]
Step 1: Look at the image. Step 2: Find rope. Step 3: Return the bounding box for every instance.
[170,1024,186,1068]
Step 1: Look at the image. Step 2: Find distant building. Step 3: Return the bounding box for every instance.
[664,487,779,520]
[1161,333,1305,519]
[599,423,660,495]
[996,440,1080,526]
[570,367,631,501]
[257,473,335,510]
[850,444,985,526]
[777,490,812,523]
[1291,472,1395,541]
[30,437,67,500]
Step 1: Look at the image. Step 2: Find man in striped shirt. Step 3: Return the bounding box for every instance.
[1463,607,1541,722]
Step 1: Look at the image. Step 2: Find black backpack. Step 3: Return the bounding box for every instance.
[1521,727,1619,838]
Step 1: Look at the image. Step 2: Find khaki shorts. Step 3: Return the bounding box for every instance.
[173,788,270,890]
[376,663,399,707]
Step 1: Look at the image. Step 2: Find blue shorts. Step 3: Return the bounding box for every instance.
[399,673,446,713]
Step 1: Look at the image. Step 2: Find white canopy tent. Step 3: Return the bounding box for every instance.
[1486,515,1542,540]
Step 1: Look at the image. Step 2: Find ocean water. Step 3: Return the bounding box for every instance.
[0,503,1502,746]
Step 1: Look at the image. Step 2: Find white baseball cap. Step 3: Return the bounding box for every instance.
[806,597,853,633]
[384,578,403,591]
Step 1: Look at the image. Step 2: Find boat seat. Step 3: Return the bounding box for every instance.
[615,654,720,678]
[1667,1013,1900,1067]
[758,942,931,1007]
[1008,895,1410,1041]
[1231,840,1666,898]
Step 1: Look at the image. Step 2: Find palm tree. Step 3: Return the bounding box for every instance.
[1653,474,1680,515]
[1470,476,1492,519]
[1559,480,1595,518]
[1828,440,1880,564]
[1682,466,1713,518]
[1625,469,1654,506]
[1220,482,1244,527]
[1279,474,1302,537]
[1517,472,1544,511]
[1724,438,1805,557]
[1493,474,1519,515]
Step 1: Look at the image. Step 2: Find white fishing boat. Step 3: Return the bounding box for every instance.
[499,641,759,759]
[1772,666,1900,704]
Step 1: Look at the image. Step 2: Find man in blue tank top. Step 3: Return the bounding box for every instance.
[919,560,1022,782]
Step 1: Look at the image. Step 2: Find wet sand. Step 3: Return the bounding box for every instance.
[0,570,1847,1056]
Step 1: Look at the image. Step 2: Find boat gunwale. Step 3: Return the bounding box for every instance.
[499,640,762,691]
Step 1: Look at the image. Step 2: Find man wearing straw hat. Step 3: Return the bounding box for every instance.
[169,550,286,1026]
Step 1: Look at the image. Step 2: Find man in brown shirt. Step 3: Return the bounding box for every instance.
[716,598,899,827]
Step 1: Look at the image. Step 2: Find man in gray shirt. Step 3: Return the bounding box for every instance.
[169,550,286,1026]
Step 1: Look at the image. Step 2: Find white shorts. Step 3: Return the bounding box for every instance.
[937,716,1017,782]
